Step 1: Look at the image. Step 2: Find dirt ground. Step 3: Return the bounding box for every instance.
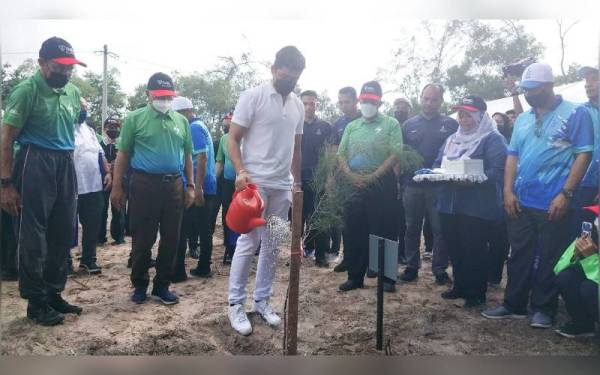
[1,216,599,356]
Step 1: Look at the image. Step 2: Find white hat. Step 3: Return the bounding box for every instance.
[520,63,554,89]
[172,96,193,111]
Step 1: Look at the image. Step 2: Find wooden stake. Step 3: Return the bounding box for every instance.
[285,190,303,355]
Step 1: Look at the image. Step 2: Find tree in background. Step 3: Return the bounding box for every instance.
[1,59,37,108]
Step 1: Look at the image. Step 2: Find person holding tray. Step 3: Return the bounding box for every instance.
[432,95,507,308]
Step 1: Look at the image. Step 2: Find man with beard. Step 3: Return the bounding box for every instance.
[0,37,85,325]
[482,63,594,329]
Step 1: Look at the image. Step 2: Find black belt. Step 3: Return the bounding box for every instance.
[132,169,181,182]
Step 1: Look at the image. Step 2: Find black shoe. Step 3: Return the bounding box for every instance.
[555,321,596,338]
[189,248,200,259]
[27,301,64,326]
[333,262,347,273]
[366,269,377,278]
[1,271,18,281]
[171,273,188,283]
[383,282,396,293]
[400,268,418,282]
[315,259,329,268]
[190,267,213,278]
[79,262,102,275]
[149,258,156,268]
[111,239,125,245]
[441,289,464,300]
[339,279,364,292]
[48,294,83,315]
[98,237,107,245]
[464,298,485,308]
[126,257,132,268]
[435,272,452,286]
[398,255,407,265]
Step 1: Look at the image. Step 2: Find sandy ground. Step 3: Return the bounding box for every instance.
[1,216,599,356]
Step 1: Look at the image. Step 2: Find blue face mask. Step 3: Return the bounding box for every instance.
[78,110,87,124]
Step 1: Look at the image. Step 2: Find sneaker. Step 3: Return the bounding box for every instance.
[422,251,432,260]
[303,248,315,259]
[338,279,363,292]
[481,305,527,320]
[315,259,329,268]
[529,311,553,329]
[383,281,396,293]
[366,269,377,278]
[151,286,179,305]
[27,301,64,326]
[326,252,338,263]
[79,262,102,275]
[435,272,452,286]
[131,288,147,304]
[400,268,418,282]
[253,299,281,327]
[190,267,213,278]
[464,297,486,308]
[48,294,83,315]
[228,304,252,336]
[333,262,347,273]
[441,289,464,300]
[555,321,596,338]
[189,248,200,259]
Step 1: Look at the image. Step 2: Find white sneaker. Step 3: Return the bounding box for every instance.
[228,304,252,336]
[253,299,281,327]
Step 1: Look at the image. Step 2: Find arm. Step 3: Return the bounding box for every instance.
[548,151,591,220]
[504,76,523,115]
[215,161,223,178]
[0,125,21,215]
[102,154,112,191]
[228,123,251,191]
[291,134,302,191]
[110,150,131,211]
[503,154,521,218]
[183,153,195,208]
[194,152,207,207]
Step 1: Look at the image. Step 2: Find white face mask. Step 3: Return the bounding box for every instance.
[360,102,378,119]
[152,99,172,114]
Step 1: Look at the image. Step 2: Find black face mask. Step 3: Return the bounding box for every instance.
[46,71,70,88]
[223,127,230,134]
[525,91,550,109]
[106,129,120,139]
[394,111,408,124]
[273,77,297,96]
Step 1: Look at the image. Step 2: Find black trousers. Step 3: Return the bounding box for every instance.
[503,207,573,315]
[98,189,125,243]
[487,220,510,284]
[129,171,184,290]
[77,191,105,264]
[343,173,397,283]
[1,209,18,275]
[555,265,599,328]
[395,192,406,260]
[220,178,239,253]
[13,145,77,302]
[440,213,491,300]
[302,180,329,262]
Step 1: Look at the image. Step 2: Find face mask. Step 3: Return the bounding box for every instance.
[524,91,549,108]
[46,71,69,88]
[273,78,297,96]
[106,129,120,139]
[360,103,378,119]
[77,110,87,124]
[394,111,408,124]
[223,126,230,134]
[152,99,172,114]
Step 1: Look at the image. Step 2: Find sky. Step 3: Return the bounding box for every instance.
[1,0,599,104]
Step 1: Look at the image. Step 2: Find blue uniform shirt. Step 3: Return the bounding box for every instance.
[190,118,217,195]
[580,101,600,188]
[508,96,594,210]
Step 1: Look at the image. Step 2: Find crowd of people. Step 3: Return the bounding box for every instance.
[0,37,598,342]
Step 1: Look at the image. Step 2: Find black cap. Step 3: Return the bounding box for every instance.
[358,81,382,102]
[104,116,121,126]
[453,95,487,112]
[39,37,87,67]
[147,72,176,97]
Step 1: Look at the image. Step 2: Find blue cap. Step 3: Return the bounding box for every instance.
[519,80,546,90]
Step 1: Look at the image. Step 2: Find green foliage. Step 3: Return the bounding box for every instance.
[555,63,582,86]
[1,59,37,108]
[316,90,338,125]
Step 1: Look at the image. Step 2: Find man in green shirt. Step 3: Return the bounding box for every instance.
[337,81,403,293]
[0,37,86,326]
[111,72,195,305]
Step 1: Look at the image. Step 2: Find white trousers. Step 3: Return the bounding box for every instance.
[228,187,292,305]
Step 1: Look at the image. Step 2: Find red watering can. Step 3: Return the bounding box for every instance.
[226,184,267,234]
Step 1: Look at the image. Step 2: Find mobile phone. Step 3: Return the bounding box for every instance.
[581,221,593,238]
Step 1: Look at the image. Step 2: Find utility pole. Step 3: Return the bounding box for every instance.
[101,44,108,126]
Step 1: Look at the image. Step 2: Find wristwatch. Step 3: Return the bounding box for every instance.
[561,188,574,200]
[0,177,13,188]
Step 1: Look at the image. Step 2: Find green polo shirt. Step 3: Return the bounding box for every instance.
[2,71,81,151]
[337,113,403,173]
[118,104,193,174]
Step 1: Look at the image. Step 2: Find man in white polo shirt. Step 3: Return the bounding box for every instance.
[227,46,305,336]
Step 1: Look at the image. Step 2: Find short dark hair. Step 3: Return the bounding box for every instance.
[300,90,318,99]
[273,46,305,72]
[420,83,445,99]
[505,109,516,115]
[338,86,357,100]
[492,112,510,124]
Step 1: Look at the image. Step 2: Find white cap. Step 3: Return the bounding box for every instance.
[172,96,193,111]
[520,63,554,89]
